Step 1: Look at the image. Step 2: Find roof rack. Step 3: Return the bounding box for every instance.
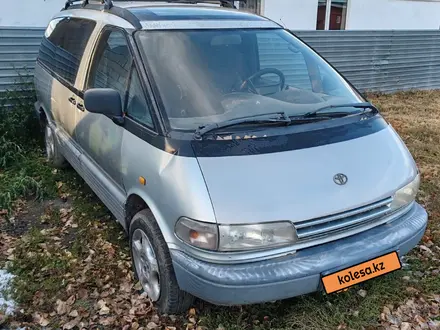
[64,0,113,10]
[64,0,247,10]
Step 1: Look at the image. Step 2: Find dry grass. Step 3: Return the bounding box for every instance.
[372,91,440,226]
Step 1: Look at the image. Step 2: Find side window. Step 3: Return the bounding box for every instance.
[87,29,132,101]
[126,68,154,128]
[256,32,313,90]
[38,17,95,84]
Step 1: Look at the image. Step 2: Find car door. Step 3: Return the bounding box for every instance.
[41,17,97,137]
[74,26,133,188]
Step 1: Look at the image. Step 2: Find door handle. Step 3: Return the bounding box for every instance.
[77,103,85,111]
[68,97,76,105]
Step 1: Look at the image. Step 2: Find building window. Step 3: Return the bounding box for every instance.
[238,0,262,15]
[317,0,348,30]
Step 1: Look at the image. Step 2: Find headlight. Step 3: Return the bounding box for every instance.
[175,218,297,252]
[389,174,420,211]
[175,217,218,250]
[218,222,297,251]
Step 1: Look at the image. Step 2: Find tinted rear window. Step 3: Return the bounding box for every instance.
[38,17,96,84]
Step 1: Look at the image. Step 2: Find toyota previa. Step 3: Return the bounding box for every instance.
[34,0,428,313]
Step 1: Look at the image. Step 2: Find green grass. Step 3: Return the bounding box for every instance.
[197,271,412,330]
[8,227,70,308]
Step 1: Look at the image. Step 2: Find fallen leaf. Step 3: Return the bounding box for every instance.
[420,245,434,254]
[99,316,116,326]
[66,295,76,306]
[63,316,82,330]
[400,322,411,330]
[33,312,50,327]
[134,281,143,291]
[147,322,158,330]
[69,310,79,317]
[415,315,427,324]
[99,305,110,315]
[77,288,89,299]
[56,299,68,315]
[358,289,367,298]
[406,287,419,294]
[120,281,132,293]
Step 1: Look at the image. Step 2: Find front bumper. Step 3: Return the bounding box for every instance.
[170,203,427,305]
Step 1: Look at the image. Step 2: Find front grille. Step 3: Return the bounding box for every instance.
[295,197,394,240]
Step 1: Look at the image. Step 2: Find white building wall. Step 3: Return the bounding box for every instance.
[3,0,440,30]
[346,0,440,30]
[1,0,65,27]
[262,0,319,30]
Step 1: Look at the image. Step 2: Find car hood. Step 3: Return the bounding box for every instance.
[195,122,417,225]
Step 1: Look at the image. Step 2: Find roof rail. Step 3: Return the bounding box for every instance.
[64,0,246,10]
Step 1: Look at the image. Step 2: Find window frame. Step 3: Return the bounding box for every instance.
[84,25,159,133]
[125,64,155,128]
[37,16,97,93]
[84,26,134,94]
[317,0,349,30]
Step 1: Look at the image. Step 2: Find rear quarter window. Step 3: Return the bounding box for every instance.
[38,17,96,85]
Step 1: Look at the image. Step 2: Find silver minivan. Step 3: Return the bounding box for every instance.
[34,0,428,314]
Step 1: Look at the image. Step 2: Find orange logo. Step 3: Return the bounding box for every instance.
[322,251,402,294]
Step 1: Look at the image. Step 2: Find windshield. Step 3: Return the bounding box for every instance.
[136,28,363,131]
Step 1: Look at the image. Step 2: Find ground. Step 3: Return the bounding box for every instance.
[0,91,439,330]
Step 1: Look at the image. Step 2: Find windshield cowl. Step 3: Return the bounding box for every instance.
[189,111,381,142]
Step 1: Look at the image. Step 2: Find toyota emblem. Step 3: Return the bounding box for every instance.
[333,173,348,185]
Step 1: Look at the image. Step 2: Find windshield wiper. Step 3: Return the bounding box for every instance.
[194,112,291,140]
[303,102,378,118]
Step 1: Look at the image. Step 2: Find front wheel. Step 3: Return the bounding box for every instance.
[129,209,194,314]
[44,123,67,168]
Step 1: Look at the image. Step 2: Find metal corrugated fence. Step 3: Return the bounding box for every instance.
[1,27,440,104]
[293,30,440,93]
[0,28,43,89]
[0,27,44,107]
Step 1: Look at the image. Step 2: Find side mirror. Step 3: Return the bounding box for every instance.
[84,88,123,121]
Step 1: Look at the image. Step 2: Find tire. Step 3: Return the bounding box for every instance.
[129,209,195,314]
[44,122,68,168]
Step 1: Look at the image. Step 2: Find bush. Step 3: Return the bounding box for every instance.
[0,74,41,147]
[0,76,45,213]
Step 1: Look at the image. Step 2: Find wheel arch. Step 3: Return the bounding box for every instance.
[125,193,149,232]
[36,103,54,126]
[124,190,173,243]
